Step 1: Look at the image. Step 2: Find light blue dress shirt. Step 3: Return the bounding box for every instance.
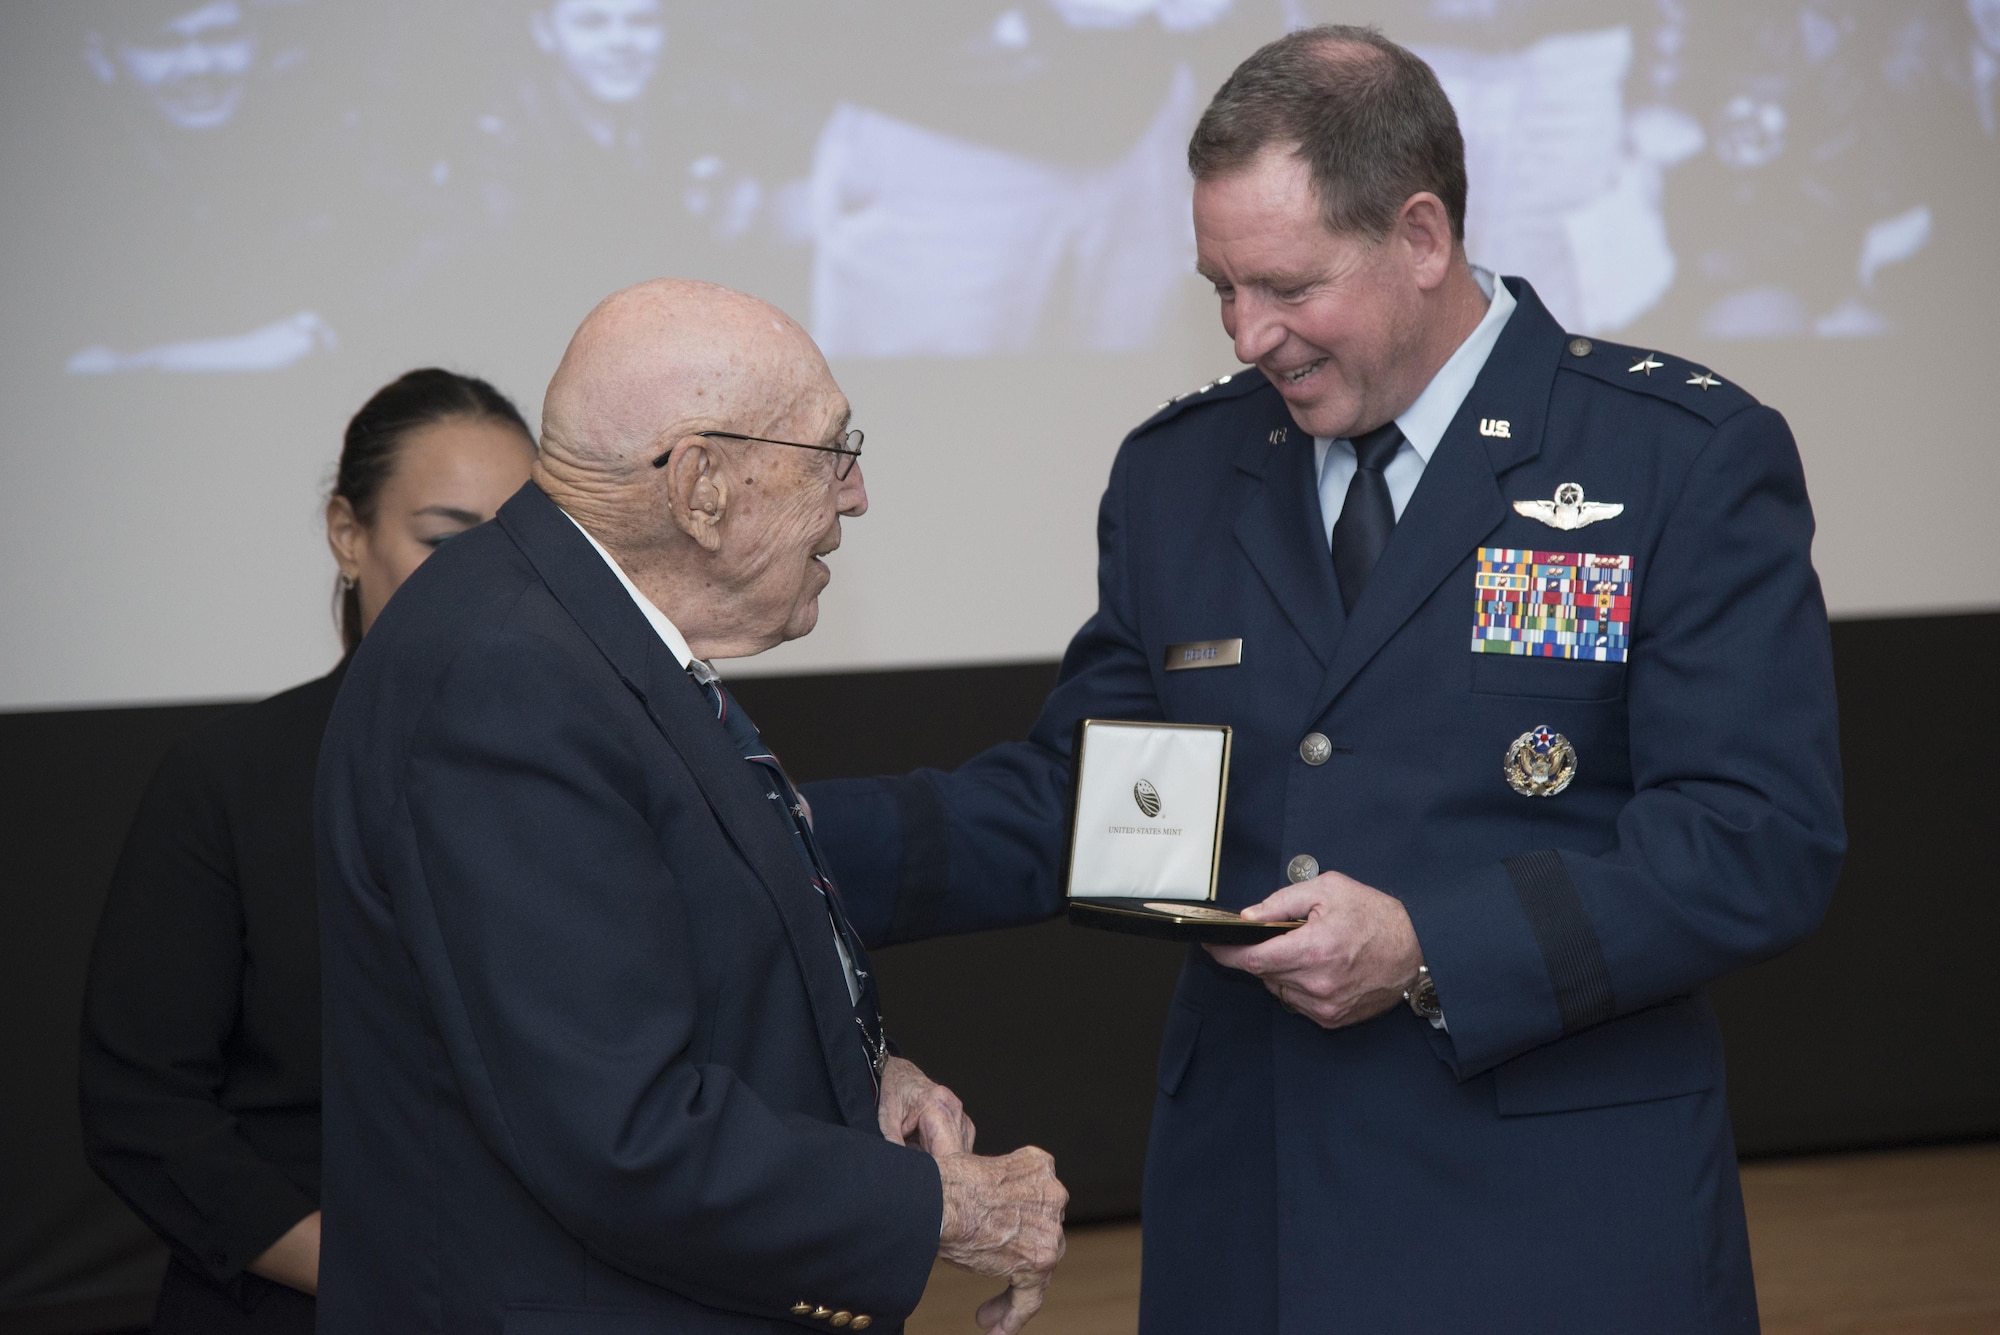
[1314,266,1517,548]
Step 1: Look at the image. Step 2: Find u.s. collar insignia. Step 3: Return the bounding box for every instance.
[1505,726,1577,797]
[1513,482,1623,531]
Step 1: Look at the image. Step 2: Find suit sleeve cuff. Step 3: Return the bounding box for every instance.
[169,1161,317,1286]
[856,1142,947,1324]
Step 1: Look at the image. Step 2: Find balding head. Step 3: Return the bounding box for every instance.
[534,279,867,663]
[541,278,831,476]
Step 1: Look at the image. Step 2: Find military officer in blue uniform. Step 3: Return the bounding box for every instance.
[805,25,1843,1334]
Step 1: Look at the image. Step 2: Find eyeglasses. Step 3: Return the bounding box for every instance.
[652,429,865,480]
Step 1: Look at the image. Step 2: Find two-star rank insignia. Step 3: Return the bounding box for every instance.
[1686,370,1722,390]
[1628,353,1665,375]
[1155,372,1236,411]
[1512,482,1623,531]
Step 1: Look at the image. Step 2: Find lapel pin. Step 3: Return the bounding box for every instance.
[1629,353,1665,375]
[1269,427,1288,444]
[1513,482,1624,531]
[1479,418,1512,438]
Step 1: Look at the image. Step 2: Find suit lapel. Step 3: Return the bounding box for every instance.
[1233,385,1345,668]
[1307,280,1561,723]
[496,483,880,1128]
[624,650,883,1127]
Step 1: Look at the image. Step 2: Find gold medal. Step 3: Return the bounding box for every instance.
[1143,903,1244,921]
[1505,726,1577,797]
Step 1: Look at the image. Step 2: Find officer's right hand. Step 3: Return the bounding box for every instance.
[1207,869,1425,1030]
[934,1144,1068,1334]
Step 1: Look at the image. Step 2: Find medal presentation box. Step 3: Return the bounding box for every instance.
[1064,720,1301,944]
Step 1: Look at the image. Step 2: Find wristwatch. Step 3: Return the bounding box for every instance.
[1404,965,1444,1026]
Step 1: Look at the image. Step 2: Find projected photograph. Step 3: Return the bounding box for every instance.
[1403,0,1987,341]
[14,0,2000,380]
[56,0,353,376]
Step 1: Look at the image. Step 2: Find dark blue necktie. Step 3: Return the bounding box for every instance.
[686,664,888,1085]
[1330,421,1405,614]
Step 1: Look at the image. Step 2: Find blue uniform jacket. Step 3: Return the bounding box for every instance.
[805,278,1844,1334]
[316,482,940,1334]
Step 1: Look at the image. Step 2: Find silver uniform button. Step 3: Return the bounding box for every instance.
[1286,854,1320,883]
[1568,336,1593,357]
[1299,733,1332,766]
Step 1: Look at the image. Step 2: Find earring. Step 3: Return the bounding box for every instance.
[337,571,357,593]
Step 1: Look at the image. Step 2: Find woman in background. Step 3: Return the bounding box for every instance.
[79,369,536,1334]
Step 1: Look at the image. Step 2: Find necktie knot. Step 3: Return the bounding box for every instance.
[1350,421,1403,472]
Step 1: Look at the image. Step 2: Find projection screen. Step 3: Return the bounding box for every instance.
[3,0,1996,710]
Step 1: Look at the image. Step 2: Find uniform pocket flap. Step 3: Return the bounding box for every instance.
[1157,998,1201,1097]
[1493,996,1719,1115]
[1471,653,1626,701]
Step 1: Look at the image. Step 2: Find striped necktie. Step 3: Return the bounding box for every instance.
[686,661,889,1084]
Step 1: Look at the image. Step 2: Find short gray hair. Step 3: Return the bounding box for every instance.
[1188,25,1467,242]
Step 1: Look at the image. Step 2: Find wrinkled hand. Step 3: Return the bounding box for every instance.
[877,1056,975,1155]
[1204,871,1425,1030]
[936,1147,1068,1335]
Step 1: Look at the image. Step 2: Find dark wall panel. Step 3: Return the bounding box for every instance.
[1,703,232,1333]
[1711,613,2000,1153]
[4,612,1995,1329]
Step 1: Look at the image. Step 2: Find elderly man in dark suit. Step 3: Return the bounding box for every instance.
[803,25,1844,1335]
[315,279,1065,1334]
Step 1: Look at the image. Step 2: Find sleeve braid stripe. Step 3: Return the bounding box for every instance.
[1503,849,1616,1034]
[885,775,951,944]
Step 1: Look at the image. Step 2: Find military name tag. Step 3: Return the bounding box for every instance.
[1164,638,1243,671]
[1471,548,1634,663]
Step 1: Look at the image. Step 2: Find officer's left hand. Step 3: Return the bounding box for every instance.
[878,1055,977,1155]
[1205,871,1425,1030]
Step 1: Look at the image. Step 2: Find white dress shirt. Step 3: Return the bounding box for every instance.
[1314,266,1517,546]
[563,511,698,668]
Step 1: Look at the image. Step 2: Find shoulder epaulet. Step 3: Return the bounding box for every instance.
[1554,335,1758,427]
[1130,369,1265,436]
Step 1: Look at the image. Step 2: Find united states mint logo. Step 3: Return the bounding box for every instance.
[1133,779,1161,818]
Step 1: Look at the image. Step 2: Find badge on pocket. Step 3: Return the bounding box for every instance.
[1471,548,1633,663]
[1505,726,1577,797]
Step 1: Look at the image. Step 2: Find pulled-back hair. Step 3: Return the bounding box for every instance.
[1188,25,1467,242]
[332,368,532,652]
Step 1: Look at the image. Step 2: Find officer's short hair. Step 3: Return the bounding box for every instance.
[1188,25,1467,243]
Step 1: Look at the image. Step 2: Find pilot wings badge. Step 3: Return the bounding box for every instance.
[1513,482,1623,531]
